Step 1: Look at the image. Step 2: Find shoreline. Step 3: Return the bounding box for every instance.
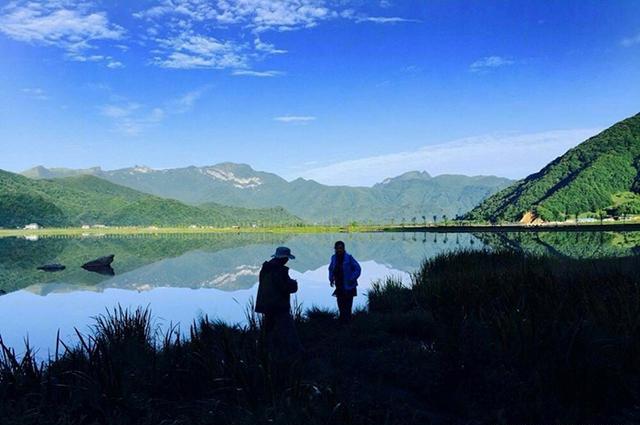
[2,221,640,238]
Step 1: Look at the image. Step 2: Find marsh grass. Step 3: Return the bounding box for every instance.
[1,250,639,424]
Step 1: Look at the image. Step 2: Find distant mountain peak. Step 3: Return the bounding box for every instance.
[199,166,263,189]
[131,165,155,174]
[378,170,432,185]
[21,165,102,179]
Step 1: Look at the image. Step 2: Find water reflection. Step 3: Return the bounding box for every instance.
[0,231,638,357]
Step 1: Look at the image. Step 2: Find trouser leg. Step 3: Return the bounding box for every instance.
[337,295,354,324]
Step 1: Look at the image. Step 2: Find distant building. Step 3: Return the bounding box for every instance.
[24,223,41,230]
[82,225,91,229]
[92,224,107,228]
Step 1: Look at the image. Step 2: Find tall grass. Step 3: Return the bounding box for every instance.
[370,249,640,422]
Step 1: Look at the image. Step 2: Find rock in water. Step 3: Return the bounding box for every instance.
[82,255,115,269]
[37,264,66,272]
[82,265,115,276]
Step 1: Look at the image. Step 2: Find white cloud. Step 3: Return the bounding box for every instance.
[470,55,515,72]
[152,33,246,69]
[232,69,284,77]
[0,1,125,66]
[134,0,331,31]
[621,32,640,47]
[274,115,317,123]
[298,129,601,186]
[134,0,417,71]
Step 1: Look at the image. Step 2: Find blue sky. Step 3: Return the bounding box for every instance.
[0,0,639,186]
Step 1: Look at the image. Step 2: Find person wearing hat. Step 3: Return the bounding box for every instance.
[329,241,361,324]
[255,246,302,355]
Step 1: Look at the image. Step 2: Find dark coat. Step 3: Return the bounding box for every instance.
[255,259,298,314]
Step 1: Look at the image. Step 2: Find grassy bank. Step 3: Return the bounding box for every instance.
[1,251,639,424]
[3,220,640,238]
[0,224,386,238]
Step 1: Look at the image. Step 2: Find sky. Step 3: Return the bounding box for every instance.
[0,0,639,186]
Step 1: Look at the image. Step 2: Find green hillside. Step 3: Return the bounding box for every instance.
[0,170,301,228]
[466,113,640,222]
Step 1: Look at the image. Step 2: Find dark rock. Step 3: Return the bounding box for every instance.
[82,265,115,276]
[37,264,66,272]
[82,255,115,269]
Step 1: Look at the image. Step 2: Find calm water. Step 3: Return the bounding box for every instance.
[0,231,638,357]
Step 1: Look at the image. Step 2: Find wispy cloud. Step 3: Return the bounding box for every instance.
[298,129,601,186]
[0,0,125,66]
[100,102,163,135]
[22,87,49,100]
[274,115,317,123]
[354,16,420,24]
[101,86,209,135]
[106,60,124,69]
[254,36,287,55]
[470,55,515,72]
[169,86,210,113]
[621,32,640,47]
[232,69,284,77]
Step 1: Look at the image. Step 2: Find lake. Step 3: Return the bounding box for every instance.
[0,230,638,358]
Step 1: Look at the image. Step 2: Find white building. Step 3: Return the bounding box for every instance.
[24,223,41,230]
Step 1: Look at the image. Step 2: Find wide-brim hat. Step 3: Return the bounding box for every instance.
[271,246,295,259]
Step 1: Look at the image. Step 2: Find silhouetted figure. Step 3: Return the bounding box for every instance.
[329,241,361,324]
[255,246,302,356]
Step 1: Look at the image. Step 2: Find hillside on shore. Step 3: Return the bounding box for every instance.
[0,169,301,228]
[466,113,640,223]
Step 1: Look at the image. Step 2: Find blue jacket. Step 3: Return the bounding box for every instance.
[328,252,361,290]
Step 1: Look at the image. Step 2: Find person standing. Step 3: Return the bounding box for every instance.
[329,241,361,324]
[255,246,302,355]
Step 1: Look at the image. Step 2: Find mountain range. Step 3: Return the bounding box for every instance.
[22,164,512,223]
[0,170,300,228]
[467,112,640,223]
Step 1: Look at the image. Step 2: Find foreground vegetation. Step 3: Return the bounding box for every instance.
[1,250,639,424]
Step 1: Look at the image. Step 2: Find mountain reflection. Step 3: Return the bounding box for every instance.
[1,231,639,295]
